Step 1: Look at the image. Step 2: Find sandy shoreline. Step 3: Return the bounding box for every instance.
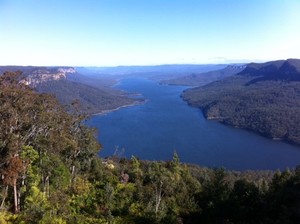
[92,100,146,116]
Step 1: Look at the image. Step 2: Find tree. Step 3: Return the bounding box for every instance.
[228,179,261,222]
[196,168,230,221]
[0,71,100,214]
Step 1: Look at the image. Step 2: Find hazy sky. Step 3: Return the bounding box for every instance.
[0,0,300,66]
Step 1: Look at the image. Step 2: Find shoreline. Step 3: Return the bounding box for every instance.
[92,99,146,116]
[181,97,300,148]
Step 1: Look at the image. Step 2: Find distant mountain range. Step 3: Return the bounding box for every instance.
[162,65,246,86]
[183,59,300,145]
[76,64,228,81]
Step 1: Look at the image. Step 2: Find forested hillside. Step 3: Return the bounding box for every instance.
[1,71,300,223]
[0,66,137,114]
[183,59,300,145]
[36,79,137,114]
[162,65,245,86]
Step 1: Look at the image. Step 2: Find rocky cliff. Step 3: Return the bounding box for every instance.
[21,67,76,87]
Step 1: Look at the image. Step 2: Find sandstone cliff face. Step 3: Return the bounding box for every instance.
[21,67,76,87]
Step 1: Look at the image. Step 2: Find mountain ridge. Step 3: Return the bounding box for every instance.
[237,58,300,82]
[182,59,300,145]
[162,64,246,86]
[0,66,136,114]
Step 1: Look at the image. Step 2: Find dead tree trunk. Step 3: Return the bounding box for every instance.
[0,185,8,210]
[13,179,19,213]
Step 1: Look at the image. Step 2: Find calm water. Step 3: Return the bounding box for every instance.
[88,78,300,170]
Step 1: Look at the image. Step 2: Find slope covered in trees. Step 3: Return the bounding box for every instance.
[36,79,137,114]
[0,71,100,221]
[162,65,246,86]
[183,59,300,145]
[1,71,300,223]
[0,66,137,114]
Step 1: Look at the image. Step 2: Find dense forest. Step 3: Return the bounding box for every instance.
[183,59,300,145]
[0,66,137,115]
[36,79,138,114]
[1,71,300,223]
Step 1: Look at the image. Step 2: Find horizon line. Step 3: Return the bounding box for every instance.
[1,58,299,68]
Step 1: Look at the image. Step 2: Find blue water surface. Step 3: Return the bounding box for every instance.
[87,78,300,170]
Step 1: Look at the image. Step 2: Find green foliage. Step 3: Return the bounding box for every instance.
[36,79,138,114]
[20,146,38,164]
[0,211,17,223]
[1,71,300,223]
[0,71,100,219]
[49,155,71,191]
[228,179,262,222]
[183,60,300,145]
[22,185,49,222]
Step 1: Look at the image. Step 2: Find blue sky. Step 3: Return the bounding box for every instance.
[0,0,300,66]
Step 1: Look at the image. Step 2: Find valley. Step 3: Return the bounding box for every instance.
[1,62,300,223]
[1,61,300,166]
[2,1,300,222]
[88,78,300,170]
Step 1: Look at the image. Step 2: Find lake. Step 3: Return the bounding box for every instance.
[88,78,300,170]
